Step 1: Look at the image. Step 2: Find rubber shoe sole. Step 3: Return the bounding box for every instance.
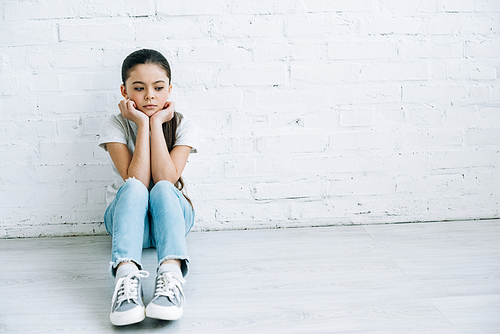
[146,303,183,321]
[110,306,146,326]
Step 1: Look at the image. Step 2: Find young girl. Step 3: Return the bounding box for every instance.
[98,49,198,326]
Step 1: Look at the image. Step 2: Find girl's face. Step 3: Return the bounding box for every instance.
[121,63,172,117]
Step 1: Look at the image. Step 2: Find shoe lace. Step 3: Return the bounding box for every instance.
[112,270,149,307]
[154,272,186,303]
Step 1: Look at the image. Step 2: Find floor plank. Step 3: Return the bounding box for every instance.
[1,220,499,333]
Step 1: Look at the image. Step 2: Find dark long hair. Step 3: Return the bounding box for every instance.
[121,49,192,207]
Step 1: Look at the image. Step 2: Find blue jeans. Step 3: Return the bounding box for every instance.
[104,178,194,277]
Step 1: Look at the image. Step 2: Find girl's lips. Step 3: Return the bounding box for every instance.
[143,104,157,109]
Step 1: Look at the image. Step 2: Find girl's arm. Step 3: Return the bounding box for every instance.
[150,102,192,185]
[107,100,151,188]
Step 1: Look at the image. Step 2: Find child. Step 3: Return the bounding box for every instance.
[98,49,198,326]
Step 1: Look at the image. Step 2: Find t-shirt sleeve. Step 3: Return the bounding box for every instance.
[175,118,199,153]
[98,115,128,152]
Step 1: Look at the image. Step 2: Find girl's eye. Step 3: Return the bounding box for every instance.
[134,87,144,91]
[155,87,164,91]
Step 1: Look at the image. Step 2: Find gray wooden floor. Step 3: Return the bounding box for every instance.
[1,220,499,333]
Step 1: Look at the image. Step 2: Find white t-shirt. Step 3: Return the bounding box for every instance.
[98,112,198,206]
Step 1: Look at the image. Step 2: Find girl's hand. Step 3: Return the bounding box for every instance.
[151,101,175,126]
[118,99,149,126]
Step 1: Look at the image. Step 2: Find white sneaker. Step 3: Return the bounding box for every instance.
[146,271,186,320]
[110,270,149,326]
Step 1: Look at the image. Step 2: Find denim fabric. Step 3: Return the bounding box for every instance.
[104,178,194,277]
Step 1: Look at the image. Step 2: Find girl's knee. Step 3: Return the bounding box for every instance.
[115,177,149,206]
[122,177,148,194]
[150,180,178,199]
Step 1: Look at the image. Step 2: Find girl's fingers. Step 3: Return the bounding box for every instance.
[128,100,137,109]
[164,101,175,110]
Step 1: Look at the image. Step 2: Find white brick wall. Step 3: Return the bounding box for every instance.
[1,0,499,237]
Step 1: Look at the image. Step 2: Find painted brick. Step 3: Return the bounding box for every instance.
[76,164,113,182]
[305,0,376,12]
[429,15,473,35]
[252,41,290,63]
[0,98,37,121]
[215,202,288,222]
[442,0,474,12]
[425,194,498,222]
[396,174,467,195]
[0,189,32,209]
[402,85,468,103]
[231,0,304,15]
[328,40,397,60]
[408,106,445,125]
[444,106,477,125]
[289,42,328,61]
[77,0,155,18]
[38,93,107,114]
[33,186,88,206]
[16,120,58,139]
[157,0,230,16]
[338,85,401,105]
[218,66,287,87]
[361,63,428,82]
[28,49,99,70]
[358,152,433,174]
[289,201,337,221]
[443,61,469,81]
[477,107,500,128]
[135,17,208,41]
[252,179,325,200]
[431,149,499,169]
[329,131,398,150]
[0,165,37,189]
[303,110,339,129]
[469,63,497,81]
[29,73,62,92]
[59,22,133,42]
[401,129,464,148]
[329,176,396,196]
[210,15,283,39]
[0,22,57,47]
[465,128,500,146]
[469,85,492,103]
[362,16,425,35]
[381,0,439,13]
[254,154,295,179]
[1,1,499,236]
[340,108,373,127]
[257,134,329,153]
[175,88,242,110]
[90,71,120,90]
[4,1,75,20]
[178,45,252,63]
[467,40,500,59]
[292,155,356,175]
[284,13,352,37]
[0,143,39,166]
[59,73,93,92]
[34,164,78,185]
[397,38,429,60]
[40,142,106,164]
[428,38,464,59]
[224,157,257,178]
[474,0,500,12]
[292,63,359,84]
[191,183,251,201]
[0,77,17,96]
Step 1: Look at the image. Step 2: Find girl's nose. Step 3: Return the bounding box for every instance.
[145,89,155,100]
